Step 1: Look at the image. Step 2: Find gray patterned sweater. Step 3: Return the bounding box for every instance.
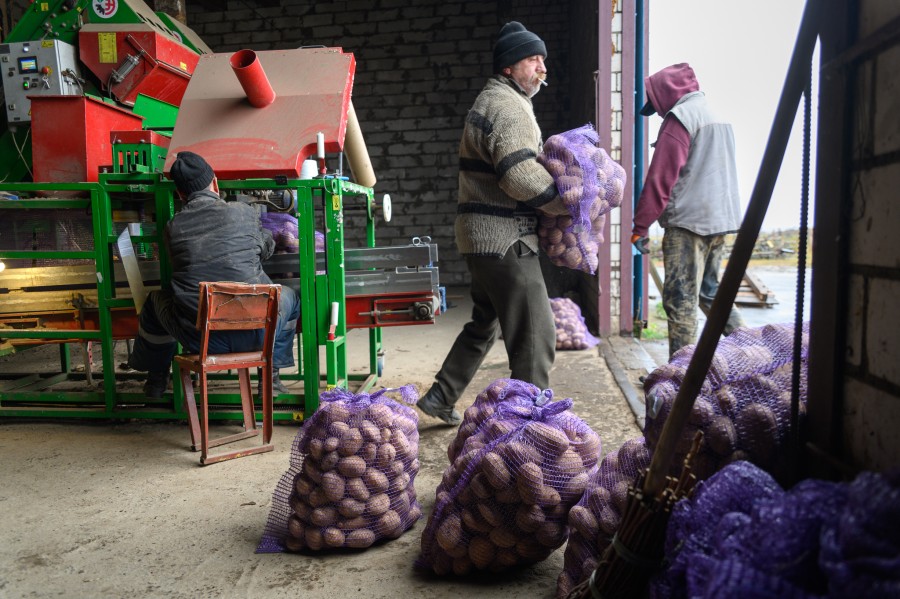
[455,75,567,257]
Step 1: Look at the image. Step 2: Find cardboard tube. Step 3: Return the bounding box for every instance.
[344,101,376,188]
[230,49,276,108]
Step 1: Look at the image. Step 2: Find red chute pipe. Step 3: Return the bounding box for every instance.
[230,49,276,108]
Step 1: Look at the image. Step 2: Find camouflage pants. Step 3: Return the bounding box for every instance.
[662,227,745,358]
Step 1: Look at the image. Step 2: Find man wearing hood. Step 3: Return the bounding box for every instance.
[416,21,568,425]
[632,63,745,358]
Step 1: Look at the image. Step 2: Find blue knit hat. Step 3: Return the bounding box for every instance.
[493,21,547,73]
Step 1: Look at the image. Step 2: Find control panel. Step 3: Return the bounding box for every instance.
[1,40,82,124]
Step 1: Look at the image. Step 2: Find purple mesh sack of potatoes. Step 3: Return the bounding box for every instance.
[537,124,625,274]
[555,437,652,598]
[551,297,600,351]
[416,379,601,575]
[643,322,809,484]
[256,385,422,553]
[447,378,550,464]
[260,212,325,254]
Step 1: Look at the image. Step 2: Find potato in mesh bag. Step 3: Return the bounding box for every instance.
[417,380,601,575]
[537,124,626,274]
[256,385,421,553]
[551,297,600,351]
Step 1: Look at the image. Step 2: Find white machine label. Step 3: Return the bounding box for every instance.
[92,0,119,19]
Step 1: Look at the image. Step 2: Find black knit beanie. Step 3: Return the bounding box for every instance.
[170,151,214,195]
[493,21,547,73]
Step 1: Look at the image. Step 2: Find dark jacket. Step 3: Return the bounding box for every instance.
[164,189,275,321]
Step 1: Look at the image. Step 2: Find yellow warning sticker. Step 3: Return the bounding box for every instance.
[332,195,341,211]
[40,3,49,11]
[98,32,118,64]
[41,40,54,48]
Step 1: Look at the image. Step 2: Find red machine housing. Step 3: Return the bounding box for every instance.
[78,23,200,107]
[30,95,143,183]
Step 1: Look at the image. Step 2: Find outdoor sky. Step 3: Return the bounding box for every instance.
[646,1,817,233]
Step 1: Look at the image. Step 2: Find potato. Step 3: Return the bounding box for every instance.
[469,472,493,500]
[359,419,381,443]
[536,521,566,548]
[436,514,462,553]
[376,442,396,468]
[305,527,324,551]
[307,437,324,460]
[524,422,570,456]
[310,505,337,527]
[598,505,620,535]
[461,508,493,534]
[707,415,737,456]
[388,459,406,478]
[735,402,779,463]
[610,480,630,514]
[338,516,367,530]
[392,490,411,516]
[515,503,544,533]
[569,505,598,540]
[476,502,504,527]
[363,468,389,494]
[389,472,411,495]
[303,459,323,483]
[365,403,393,427]
[346,477,370,502]
[294,473,315,496]
[482,452,512,489]
[495,485,521,504]
[323,436,340,453]
[366,493,390,517]
[562,472,589,498]
[489,526,518,549]
[469,535,495,570]
[284,534,306,552]
[376,509,402,537]
[319,450,339,472]
[337,455,367,478]
[346,528,376,549]
[337,428,363,456]
[338,497,365,518]
[554,449,584,476]
[288,514,305,539]
[516,462,545,504]
[323,527,345,548]
[321,471,346,502]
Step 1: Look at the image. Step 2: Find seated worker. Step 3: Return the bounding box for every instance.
[128,151,300,398]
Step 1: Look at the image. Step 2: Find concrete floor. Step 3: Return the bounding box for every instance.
[0,287,647,599]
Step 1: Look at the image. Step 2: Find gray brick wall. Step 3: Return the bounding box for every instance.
[6,0,597,286]
[181,0,592,286]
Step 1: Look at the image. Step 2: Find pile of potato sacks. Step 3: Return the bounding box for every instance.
[283,387,422,551]
[551,297,600,351]
[555,322,810,597]
[417,378,602,575]
[537,124,626,274]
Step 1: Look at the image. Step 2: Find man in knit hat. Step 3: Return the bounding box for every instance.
[416,21,568,425]
[128,151,300,398]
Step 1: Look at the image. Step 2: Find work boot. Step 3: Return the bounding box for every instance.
[416,384,462,426]
[258,368,290,397]
[143,371,170,399]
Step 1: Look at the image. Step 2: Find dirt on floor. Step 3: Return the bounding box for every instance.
[0,288,645,599]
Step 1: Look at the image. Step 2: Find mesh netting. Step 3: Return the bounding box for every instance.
[556,437,652,598]
[649,461,900,598]
[643,322,809,483]
[536,123,625,274]
[256,385,422,553]
[551,297,600,351]
[416,378,602,575]
[260,212,325,254]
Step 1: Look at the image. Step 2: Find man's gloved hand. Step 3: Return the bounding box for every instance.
[631,234,650,255]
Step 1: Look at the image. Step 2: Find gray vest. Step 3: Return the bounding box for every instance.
[660,92,742,236]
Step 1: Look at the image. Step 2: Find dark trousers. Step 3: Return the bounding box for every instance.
[128,286,300,374]
[432,240,556,406]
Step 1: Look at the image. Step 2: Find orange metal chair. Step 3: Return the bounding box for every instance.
[174,281,281,466]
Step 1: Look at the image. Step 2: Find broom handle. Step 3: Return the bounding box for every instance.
[642,0,824,498]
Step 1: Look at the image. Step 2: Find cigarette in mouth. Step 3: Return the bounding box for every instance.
[537,74,548,87]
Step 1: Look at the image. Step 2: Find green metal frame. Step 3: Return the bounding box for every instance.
[0,174,382,421]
